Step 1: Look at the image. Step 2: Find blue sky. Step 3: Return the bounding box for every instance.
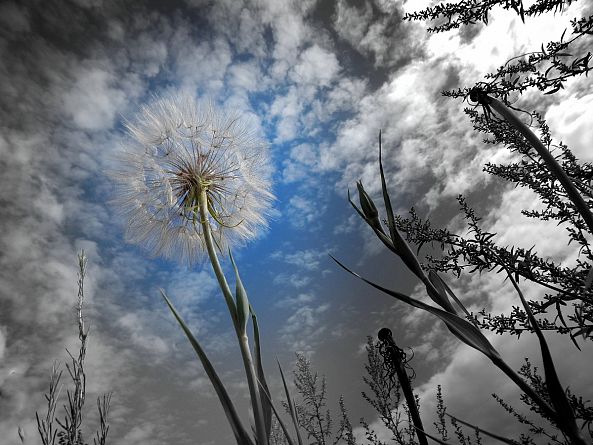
[1,0,593,444]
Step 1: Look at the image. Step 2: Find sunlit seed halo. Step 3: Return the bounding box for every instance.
[113,95,274,264]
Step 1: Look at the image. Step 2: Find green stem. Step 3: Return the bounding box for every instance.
[197,191,237,321]
[198,189,268,445]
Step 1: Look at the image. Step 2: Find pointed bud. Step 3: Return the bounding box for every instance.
[356,181,383,232]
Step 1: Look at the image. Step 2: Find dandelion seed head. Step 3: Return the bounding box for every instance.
[111,95,274,264]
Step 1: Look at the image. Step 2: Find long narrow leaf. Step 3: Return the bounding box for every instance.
[255,376,297,445]
[347,189,369,223]
[507,277,585,443]
[330,256,501,359]
[445,414,519,445]
[378,130,398,247]
[160,290,254,445]
[489,96,593,238]
[349,186,413,266]
[277,360,304,445]
[250,305,272,441]
[375,148,456,313]
[377,133,425,282]
[584,265,593,291]
[429,271,471,317]
[411,426,450,445]
[355,181,453,313]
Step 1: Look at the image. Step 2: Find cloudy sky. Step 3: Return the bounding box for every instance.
[1,0,592,444]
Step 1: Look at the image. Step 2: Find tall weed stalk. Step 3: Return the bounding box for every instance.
[36,251,112,445]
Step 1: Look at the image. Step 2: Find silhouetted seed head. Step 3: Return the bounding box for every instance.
[378,327,393,342]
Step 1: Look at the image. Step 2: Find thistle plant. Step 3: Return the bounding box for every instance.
[111,95,294,445]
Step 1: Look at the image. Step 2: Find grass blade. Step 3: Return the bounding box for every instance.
[330,255,500,359]
[256,376,297,445]
[506,276,585,444]
[445,414,519,444]
[411,426,450,445]
[160,290,254,445]
[250,305,272,442]
[428,271,470,317]
[378,130,397,245]
[489,96,593,238]
[277,360,304,445]
[377,132,425,281]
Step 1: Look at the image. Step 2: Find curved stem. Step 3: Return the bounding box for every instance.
[197,190,237,322]
[198,189,268,445]
[490,355,557,421]
[488,96,593,237]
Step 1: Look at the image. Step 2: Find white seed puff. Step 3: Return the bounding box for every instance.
[111,95,274,264]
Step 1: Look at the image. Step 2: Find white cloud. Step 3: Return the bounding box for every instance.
[285,194,327,229]
[290,44,341,87]
[270,86,304,142]
[280,302,330,355]
[275,292,315,308]
[130,32,168,77]
[166,269,218,308]
[227,61,262,92]
[118,312,171,357]
[333,0,373,48]
[484,186,588,268]
[62,67,130,131]
[273,248,327,271]
[115,425,159,445]
[273,273,312,289]
[265,0,310,80]
[545,93,593,163]
[174,36,232,94]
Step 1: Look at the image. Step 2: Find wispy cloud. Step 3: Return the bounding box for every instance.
[1,0,591,443]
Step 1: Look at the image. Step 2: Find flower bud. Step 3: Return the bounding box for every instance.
[356,181,382,231]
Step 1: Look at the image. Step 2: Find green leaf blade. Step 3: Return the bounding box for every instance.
[277,360,304,445]
[250,305,273,442]
[160,290,254,445]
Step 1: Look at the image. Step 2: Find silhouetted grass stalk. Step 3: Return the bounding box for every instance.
[377,328,428,445]
[36,251,112,445]
[487,95,593,256]
[36,362,62,445]
[504,265,585,444]
[335,131,586,444]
